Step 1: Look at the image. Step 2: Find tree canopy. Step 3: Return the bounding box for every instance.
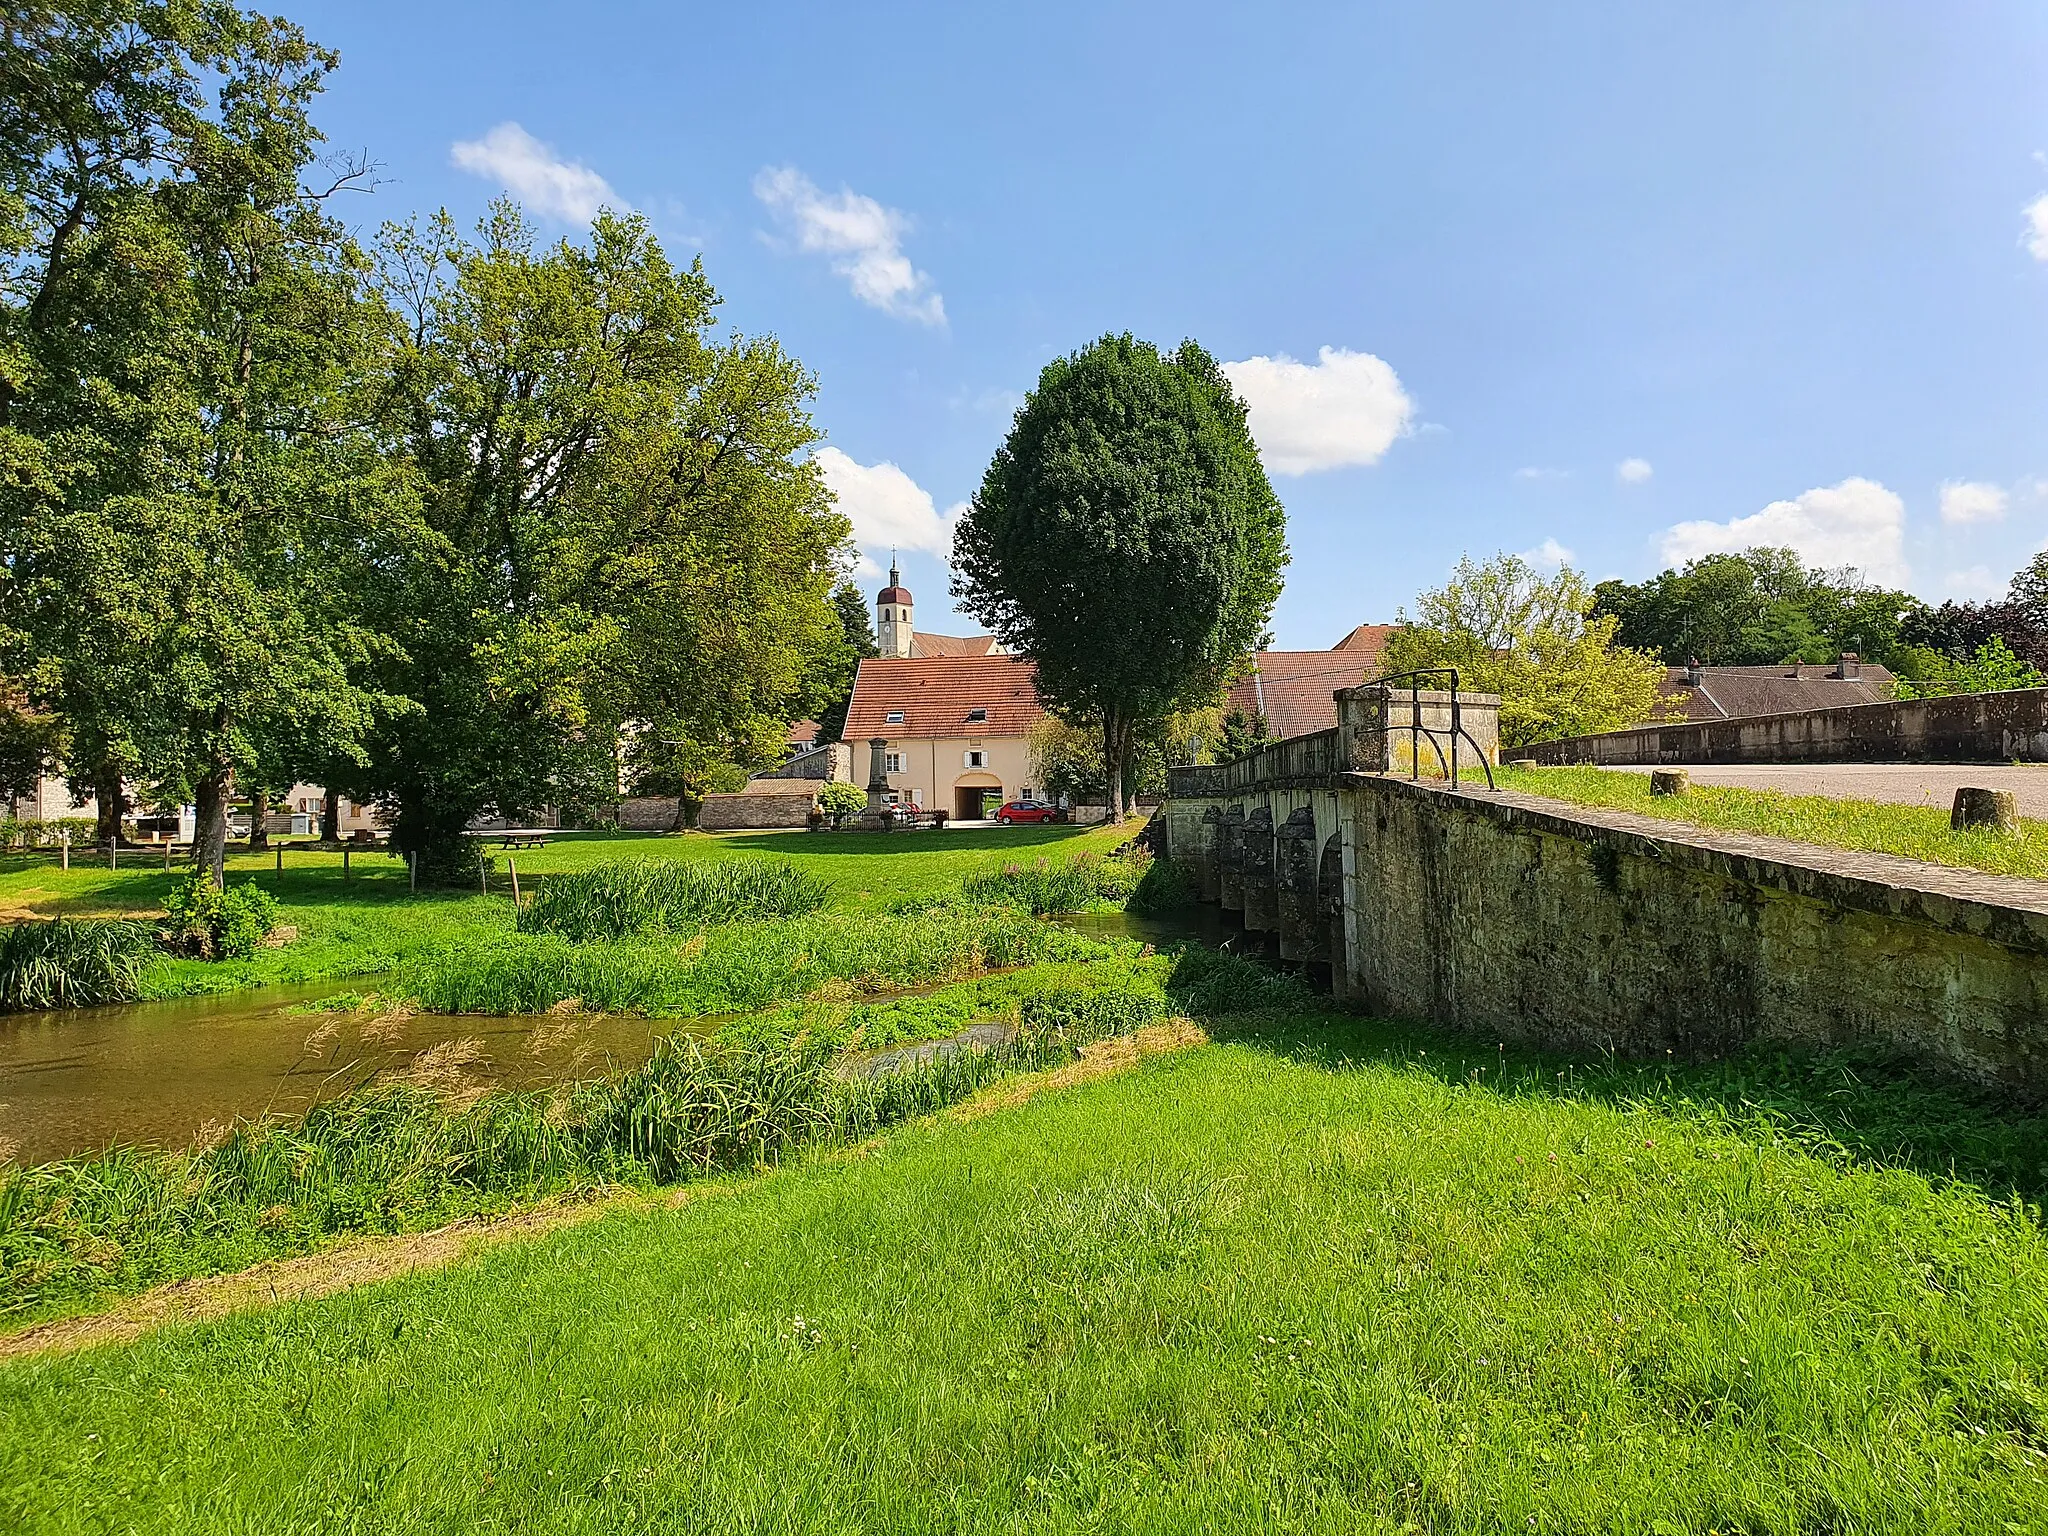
[0,4,852,881]
[1591,548,1913,670]
[951,334,1287,820]
[1382,554,1672,747]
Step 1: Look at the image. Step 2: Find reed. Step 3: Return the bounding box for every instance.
[0,918,155,1011]
[959,844,1151,914]
[0,974,1175,1321]
[517,857,831,941]
[405,907,1112,1017]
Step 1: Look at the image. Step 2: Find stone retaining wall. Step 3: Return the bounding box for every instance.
[1518,687,2048,766]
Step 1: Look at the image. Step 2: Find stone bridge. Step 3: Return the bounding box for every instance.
[1162,685,1501,995]
[1161,685,2048,1097]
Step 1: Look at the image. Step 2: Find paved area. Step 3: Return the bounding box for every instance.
[1603,762,2048,818]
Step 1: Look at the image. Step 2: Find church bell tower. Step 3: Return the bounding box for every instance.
[876,558,914,659]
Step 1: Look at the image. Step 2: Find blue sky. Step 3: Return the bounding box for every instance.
[295,1,2048,646]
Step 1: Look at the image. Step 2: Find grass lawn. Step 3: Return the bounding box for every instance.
[1498,762,2048,880]
[3,1015,2043,1532]
[0,824,1130,1001]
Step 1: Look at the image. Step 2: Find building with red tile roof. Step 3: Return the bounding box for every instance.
[842,653,1045,819]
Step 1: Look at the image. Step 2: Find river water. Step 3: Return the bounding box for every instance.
[0,985,689,1167]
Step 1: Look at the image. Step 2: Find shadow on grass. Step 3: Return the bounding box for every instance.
[735,826,1094,861]
[1163,951,2048,1210]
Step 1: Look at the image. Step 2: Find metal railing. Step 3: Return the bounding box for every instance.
[1368,668,1497,792]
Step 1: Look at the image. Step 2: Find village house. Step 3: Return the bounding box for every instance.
[840,567,1400,818]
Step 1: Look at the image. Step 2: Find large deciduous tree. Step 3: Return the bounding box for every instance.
[0,1,410,879]
[367,207,848,870]
[951,334,1286,821]
[1382,554,1672,747]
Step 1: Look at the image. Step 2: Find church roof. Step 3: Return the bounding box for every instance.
[843,655,1044,740]
[909,631,1003,658]
[878,584,912,605]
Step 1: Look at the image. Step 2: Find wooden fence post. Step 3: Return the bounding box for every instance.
[408,851,417,893]
[109,840,117,872]
[275,842,283,874]
[508,855,520,909]
[164,839,172,872]
[60,831,68,872]
[343,845,351,881]
[479,852,487,894]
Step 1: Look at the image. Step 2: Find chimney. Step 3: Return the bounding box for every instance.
[1684,658,1702,686]
[1838,652,1860,680]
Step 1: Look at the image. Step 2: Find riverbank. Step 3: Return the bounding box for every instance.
[4,1011,2044,1531]
[0,823,1134,1002]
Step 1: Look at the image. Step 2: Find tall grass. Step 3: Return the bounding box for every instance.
[405,907,1113,1017]
[958,845,1150,914]
[518,858,830,941]
[0,978,1176,1321]
[0,918,155,1011]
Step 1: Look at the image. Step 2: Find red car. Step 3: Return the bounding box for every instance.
[995,800,1058,825]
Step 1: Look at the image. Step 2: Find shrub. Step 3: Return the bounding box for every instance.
[0,816,96,850]
[159,872,281,960]
[0,918,155,1011]
[518,858,831,942]
[1128,853,1195,913]
[816,781,866,818]
[959,844,1157,914]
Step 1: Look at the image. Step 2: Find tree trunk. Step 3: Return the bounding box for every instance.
[670,794,689,833]
[91,757,127,850]
[192,764,233,886]
[1102,713,1125,825]
[248,788,269,850]
[322,787,340,844]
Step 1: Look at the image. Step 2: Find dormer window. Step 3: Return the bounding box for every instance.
[965,707,987,723]
[886,709,905,724]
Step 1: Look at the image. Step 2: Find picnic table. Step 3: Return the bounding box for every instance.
[489,831,553,851]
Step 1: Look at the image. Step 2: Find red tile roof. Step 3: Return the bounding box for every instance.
[1223,650,1382,739]
[1332,622,1400,658]
[785,718,820,748]
[843,655,1045,740]
[909,631,1003,658]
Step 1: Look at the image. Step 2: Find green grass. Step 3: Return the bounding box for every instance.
[0,960,1191,1324]
[517,857,831,941]
[0,918,154,1010]
[1499,762,2048,879]
[4,1018,2044,1532]
[0,825,1132,1003]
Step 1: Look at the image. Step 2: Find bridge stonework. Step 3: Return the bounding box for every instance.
[1162,684,2048,1098]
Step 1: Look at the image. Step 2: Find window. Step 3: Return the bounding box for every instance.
[965,707,987,723]
[885,709,904,724]
[1020,787,1034,802]
[884,751,904,773]
[964,750,988,769]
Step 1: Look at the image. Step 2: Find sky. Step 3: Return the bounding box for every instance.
[291,0,2048,646]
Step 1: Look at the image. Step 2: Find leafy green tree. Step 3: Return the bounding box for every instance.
[813,581,877,743]
[365,207,848,872]
[1384,554,1672,747]
[1218,707,1270,758]
[952,334,1287,821]
[1592,548,1912,668]
[0,2,408,879]
[1895,638,2045,699]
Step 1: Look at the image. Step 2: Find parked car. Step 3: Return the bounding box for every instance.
[995,800,1058,825]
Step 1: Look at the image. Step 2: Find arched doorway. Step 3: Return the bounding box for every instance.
[953,773,1002,821]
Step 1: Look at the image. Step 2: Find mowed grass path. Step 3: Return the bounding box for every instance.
[5,1020,2043,1533]
[0,825,1120,1001]
[1497,763,2048,881]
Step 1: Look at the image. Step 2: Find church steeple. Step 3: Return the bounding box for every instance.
[876,555,914,658]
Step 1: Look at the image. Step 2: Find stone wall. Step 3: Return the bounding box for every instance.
[1518,687,2048,766]
[699,784,818,830]
[755,743,854,782]
[1341,776,2048,1096]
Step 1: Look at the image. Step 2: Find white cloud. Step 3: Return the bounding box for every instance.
[2026,194,2048,260]
[1514,466,1569,481]
[1616,457,1654,484]
[754,167,945,325]
[814,447,958,575]
[1941,565,2005,600]
[1661,477,1909,584]
[1938,479,2009,525]
[450,122,621,224]
[1517,537,1576,568]
[1220,347,1414,475]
